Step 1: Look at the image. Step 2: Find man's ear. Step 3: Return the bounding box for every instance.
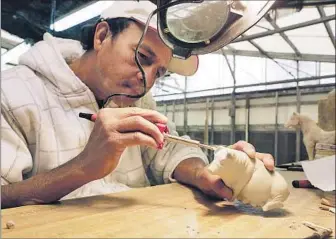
[93,21,110,51]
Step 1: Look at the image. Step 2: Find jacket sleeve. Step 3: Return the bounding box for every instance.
[135,91,208,185]
[141,119,209,185]
[1,102,33,185]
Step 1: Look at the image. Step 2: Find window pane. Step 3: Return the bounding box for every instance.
[186,54,234,92]
[298,61,317,78]
[324,5,335,16]
[287,36,334,55]
[266,59,297,82]
[235,56,265,85]
[229,41,258,51]
[253,34,295,53]
[276,8,320,27]
[321,62,336,75]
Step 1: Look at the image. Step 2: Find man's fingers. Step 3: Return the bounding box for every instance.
[255,152,275,171]
[117,116,164,145]
[230,141,275,171]
[98,107,168,124]
[117,132,159,149]
[230,140,256,158]
[120,107,168,123]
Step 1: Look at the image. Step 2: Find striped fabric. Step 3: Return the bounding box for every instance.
[1,33,208,200]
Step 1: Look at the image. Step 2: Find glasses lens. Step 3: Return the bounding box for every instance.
[166,1,231,44]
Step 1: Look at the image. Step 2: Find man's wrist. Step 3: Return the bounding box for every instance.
[173,157,207,188]
[193,166,212,191]
[2,155,91,208]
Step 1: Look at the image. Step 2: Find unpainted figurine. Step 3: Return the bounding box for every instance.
[208,147,290,211]
[285,112,335,160]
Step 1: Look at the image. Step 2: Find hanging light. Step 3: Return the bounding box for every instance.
[156,0,276,59]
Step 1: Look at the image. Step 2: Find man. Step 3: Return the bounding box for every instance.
[1,1,274,208]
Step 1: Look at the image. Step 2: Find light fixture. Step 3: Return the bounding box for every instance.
[1,48,8,55]
[1,42,31,66]
[156,0,276,59]
[268,0,336,22]
[50,1,115,32]
[1,29,24,44]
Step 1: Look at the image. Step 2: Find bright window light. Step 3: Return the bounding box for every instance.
[1,29,24,44]
[1,48,8,54]
[50,1,115,32]
[1,42,31,66]
[323,5,335,17]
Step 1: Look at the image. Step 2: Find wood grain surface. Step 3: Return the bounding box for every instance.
[2,171,335,238]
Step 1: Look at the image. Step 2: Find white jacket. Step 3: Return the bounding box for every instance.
[1,33,208,200]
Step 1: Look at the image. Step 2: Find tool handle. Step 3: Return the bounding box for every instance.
[292,180,316,189]
[304,232,323,239]
[79,112,97,122]
[304,230,332,239]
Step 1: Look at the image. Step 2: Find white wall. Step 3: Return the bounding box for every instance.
[157,92,328,128]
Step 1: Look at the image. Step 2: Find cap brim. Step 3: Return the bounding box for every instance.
[168,55,199,76]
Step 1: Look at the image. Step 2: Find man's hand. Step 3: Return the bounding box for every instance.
[78,107,167,181]
[195,140,275,200]
[2,107,168,208]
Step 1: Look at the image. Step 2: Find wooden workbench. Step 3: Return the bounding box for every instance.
[2,171,335,238]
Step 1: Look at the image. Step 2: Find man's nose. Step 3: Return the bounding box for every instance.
[136,67,156,85]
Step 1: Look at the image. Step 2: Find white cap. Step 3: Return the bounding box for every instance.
[100,1,199,76]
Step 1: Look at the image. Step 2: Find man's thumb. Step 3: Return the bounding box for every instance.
[212,177,233,200]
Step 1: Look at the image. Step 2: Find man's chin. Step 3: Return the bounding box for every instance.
[113,95,138,108]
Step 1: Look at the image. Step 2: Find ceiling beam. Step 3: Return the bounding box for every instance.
[248,39,272,59]
[212,49,335,63]
[226,45,235,51]
[233,14,336,43]
[265,14,302,57]
[154,74,336,99]
[221,49,236,84]
[156,81,184,92]
[317,6,336,49]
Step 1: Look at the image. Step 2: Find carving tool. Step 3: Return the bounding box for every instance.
[302,221,333,239]
[156,123,219,151]
[319,205,335,214]
[78,113,220,151]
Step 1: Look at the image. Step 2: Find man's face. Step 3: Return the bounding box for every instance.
[93,21,172,107]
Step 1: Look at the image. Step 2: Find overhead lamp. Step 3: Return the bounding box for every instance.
[1,29,24,44]
[50,1,115,32]
[1,42,31,66]
[156,0,276,59]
